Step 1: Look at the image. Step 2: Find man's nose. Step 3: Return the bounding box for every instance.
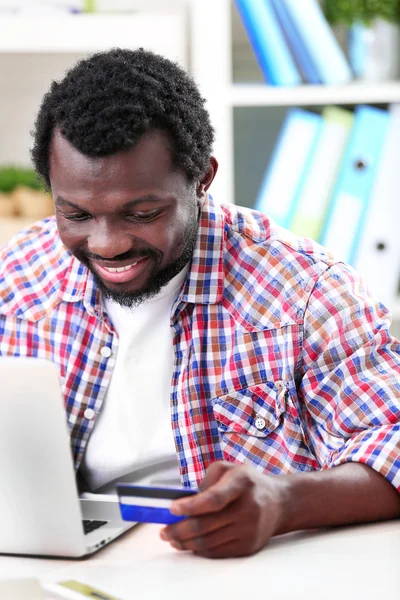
[87,222,132,259]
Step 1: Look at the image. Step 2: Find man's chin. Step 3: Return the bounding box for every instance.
[92,272,155,308]
[94,255,190,308]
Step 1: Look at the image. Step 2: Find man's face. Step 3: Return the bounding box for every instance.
[49,129,201,307]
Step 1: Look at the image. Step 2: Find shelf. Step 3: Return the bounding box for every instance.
[230,81,400,107]
[0,13,186,59]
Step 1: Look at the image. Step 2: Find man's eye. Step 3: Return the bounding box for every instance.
[129,211,160,221]
[64,213,91,222]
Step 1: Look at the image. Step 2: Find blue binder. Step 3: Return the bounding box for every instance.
[348,23,367,79]
[271,0,320,84]
[320,105,390,265]
[254,108,323,228]
[280,0,352,85]
[354,103,400,310]
[235,0,301,86]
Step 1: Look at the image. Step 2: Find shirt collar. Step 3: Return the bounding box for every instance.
[178,194,225,306]
[58,255,105,321]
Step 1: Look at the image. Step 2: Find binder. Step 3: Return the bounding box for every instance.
[234,0,301,86]
[254,108,323,228]
[354,103,400,310]
[348,23,367,79]
[289,106,354,242]
[320,105,390,265]
[271,0,320,84]
[280,0,352,85]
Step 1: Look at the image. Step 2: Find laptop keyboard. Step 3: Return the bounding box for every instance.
[82,519,108,535]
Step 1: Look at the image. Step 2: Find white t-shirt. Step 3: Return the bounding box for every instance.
[80,267,188,492]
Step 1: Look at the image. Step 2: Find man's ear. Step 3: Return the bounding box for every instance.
[196,157,219,198]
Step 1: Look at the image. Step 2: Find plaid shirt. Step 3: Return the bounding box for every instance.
[1,195,399,491]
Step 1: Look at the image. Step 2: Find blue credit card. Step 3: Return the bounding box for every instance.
[116,484,198,525]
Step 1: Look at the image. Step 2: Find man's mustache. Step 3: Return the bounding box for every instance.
[82,248,159,263]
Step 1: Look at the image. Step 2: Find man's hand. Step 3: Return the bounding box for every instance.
[159,461,287,558]
[160,460,400,559]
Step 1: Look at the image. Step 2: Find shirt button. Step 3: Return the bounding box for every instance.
[84,408,95,421]
[100,346,112,358]
[275,380,285,389]
[255,417,266,430]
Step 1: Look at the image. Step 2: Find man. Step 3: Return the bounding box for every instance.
[1,48,399,559]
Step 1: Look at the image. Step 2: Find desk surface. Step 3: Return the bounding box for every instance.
[0,520,399,599]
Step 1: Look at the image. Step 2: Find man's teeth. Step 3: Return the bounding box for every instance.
[103,262,138,273]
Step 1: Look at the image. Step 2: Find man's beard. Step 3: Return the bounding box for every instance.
[75,212,199,309]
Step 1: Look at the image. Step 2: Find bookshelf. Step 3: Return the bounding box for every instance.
[190,0,400,329]
[231,81,400,107]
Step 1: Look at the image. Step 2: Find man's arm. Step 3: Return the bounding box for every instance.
[160,460,400,558]
[161,264,400,558]
[297,262,400,492]
[277,461,400,534]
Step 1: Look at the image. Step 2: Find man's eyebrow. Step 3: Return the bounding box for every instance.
[119,195,166,209]
[54,197,81,209]
[54,194,165,210]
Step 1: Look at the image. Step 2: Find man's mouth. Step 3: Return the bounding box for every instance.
[91,257,150,284]
[102,262,138,273]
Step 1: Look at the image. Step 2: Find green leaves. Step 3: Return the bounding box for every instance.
[0,166,44,193]
[324,0,400,26]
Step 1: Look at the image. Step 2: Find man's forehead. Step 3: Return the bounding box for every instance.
[50,130,104,177]
[49,128,176,185]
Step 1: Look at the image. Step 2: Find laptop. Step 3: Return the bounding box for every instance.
[0,357,136,558]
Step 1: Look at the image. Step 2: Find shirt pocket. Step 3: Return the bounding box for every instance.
[212,383,284,439]
[211,382,320,474]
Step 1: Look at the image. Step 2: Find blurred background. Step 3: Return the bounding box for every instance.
[0,0,399,335]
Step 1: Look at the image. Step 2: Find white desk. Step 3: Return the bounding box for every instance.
[0,520,399,600]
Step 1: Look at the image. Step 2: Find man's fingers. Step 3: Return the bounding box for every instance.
[170,466,252,517]
[194,540,248,559]
[161,464,281,558]
[170,524,237,554]
[198,461,233,491]
[161,501,237,544]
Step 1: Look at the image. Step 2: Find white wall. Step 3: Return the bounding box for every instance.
[0,53,86,165]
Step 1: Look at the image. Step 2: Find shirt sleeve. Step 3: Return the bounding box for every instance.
[299,261,400,491]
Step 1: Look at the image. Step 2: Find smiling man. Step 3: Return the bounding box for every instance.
[51,128,200,308]
[1,48,400,559]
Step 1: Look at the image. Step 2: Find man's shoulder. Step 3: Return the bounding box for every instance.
[0,217,75,320]
[220,202,333,258]
[219,203,339,329]
[0,216,67,273]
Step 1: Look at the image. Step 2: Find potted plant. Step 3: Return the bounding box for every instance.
[0,166,53,219]
[324,0,400,81]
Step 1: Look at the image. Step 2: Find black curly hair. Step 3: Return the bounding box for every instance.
[31,48,215,189]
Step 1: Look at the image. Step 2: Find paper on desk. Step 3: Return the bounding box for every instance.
[0,578,45,599]
[43,580,122,600]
